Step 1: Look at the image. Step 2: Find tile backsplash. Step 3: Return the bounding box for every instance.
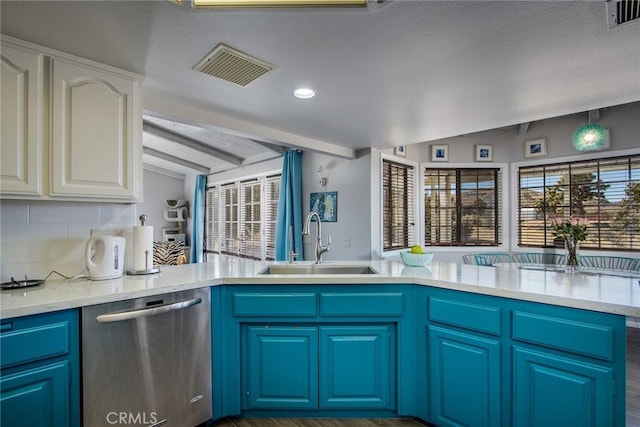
[0,200,138,282]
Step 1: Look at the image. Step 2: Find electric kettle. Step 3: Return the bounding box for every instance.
[85,236,126,280]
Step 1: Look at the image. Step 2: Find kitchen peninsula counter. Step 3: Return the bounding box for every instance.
[1,256,639,319]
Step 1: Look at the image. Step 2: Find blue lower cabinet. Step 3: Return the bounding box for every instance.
[245,326,318,409]
[319,325,395,410]
[513,346,614,427]
[0,309,79,427]
[0,361,69,427]
[428,325,501,427]
[242,323,397,413]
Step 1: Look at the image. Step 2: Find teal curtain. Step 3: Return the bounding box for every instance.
[275,150,304,261]
[190,174,207,263]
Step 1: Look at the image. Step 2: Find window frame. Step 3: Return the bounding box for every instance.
[420,162,509,253]
[511,147,640,254]
[380,156,419,254]
[205,170,281,261]
[421,165,508,248]
[378,154,509,257]
[379,154,419,257]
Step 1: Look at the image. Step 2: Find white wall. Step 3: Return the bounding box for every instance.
[0,169,186,282]
[410,101,640,263]
[137,168,186,241]
[294,102,639,264]
[0,201,137,282]
[203,152,375,261]
[301,151,372,261]
[418,101,640,163]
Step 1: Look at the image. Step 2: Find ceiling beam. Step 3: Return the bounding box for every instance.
[143,163,186,180]
[144,96,357,159]
[143,120,244,166]
[518,122,530,135]
[143,147,211,174]
[249,139,288,155]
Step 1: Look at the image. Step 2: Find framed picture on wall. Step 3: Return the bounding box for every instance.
[475,144,493,162]
[524,138,547,158]
[394,145,406,157]
[431,145,449,162]
[310,191,338,222]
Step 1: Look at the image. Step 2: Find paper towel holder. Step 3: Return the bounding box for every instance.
[126,214,160,276]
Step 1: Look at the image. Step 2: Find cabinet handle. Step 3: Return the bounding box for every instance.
[96,297,202,323]
[0,322,13,332]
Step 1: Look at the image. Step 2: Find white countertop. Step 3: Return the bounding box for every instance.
[1,256,639,319]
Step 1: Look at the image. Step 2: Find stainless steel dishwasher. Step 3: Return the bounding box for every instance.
[82,288,211,427]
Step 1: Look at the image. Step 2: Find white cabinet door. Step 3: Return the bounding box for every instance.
[50,58,140,199]
[0,43,45,195]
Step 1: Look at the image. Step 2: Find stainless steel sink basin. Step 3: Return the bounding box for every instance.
[259,264,379,275]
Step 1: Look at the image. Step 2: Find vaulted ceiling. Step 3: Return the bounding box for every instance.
[2,0,639,175]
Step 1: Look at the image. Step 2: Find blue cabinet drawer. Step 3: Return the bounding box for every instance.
[512,311,614,361]
[233,293,317,316]
[320,293,404,316]
[0,360,70,426]
[429,297,501,336]
[1,312,71,369]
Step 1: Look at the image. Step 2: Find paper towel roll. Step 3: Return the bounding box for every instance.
[132,226,154,271]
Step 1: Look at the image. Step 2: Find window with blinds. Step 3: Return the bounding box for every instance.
[382,159,415,251]
[519,155,640,251]
[205,187,219,254]
[205,173,281,261]
[424,168,501,246]
[264,175,280,260]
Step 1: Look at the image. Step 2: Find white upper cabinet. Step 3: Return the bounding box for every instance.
[0,36,142,202]
[0,43,45,196]
[50,58,139,199]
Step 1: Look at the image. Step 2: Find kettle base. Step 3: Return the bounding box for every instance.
[126,267,160,275]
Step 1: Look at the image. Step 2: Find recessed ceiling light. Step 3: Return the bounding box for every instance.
[293,88,316,99]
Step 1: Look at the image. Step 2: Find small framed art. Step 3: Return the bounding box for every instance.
[310,191,337,222]
[431,145,449,162]
[394,145,406,157]
[475,144,493,162]
[524,138,547,158]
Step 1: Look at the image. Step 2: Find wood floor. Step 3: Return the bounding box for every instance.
[212,326,640,427]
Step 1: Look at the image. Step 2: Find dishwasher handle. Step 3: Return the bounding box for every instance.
[96,297,202,323]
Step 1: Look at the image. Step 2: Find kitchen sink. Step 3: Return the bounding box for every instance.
[259,264,379,275]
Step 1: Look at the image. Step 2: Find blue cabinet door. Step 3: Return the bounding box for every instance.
[319,325,395,410]
[513,346,614,427]
[0,361,69,427]
[245,326,318,409]
[428,325,501,427]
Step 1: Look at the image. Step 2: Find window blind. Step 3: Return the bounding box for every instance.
[519,155,640,251]
[239,179,261,260]
[382,159,415,251]
[424,168,501,246]
[264,175,280,261]
[205,186,219,254]
[205,173,281,261]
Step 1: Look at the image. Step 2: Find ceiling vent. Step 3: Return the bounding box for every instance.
[606,0,640,30]
[193,43,274,87]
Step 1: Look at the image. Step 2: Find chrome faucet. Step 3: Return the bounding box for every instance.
[302,211,331,264]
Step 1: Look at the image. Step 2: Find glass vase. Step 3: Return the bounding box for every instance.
[564,238,580,273]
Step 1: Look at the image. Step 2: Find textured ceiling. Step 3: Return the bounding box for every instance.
[1,0,639,165]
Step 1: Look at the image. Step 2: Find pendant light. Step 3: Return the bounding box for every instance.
[572,110,607,152]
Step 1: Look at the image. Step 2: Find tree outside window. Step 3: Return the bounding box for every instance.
[519,155,639,251]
